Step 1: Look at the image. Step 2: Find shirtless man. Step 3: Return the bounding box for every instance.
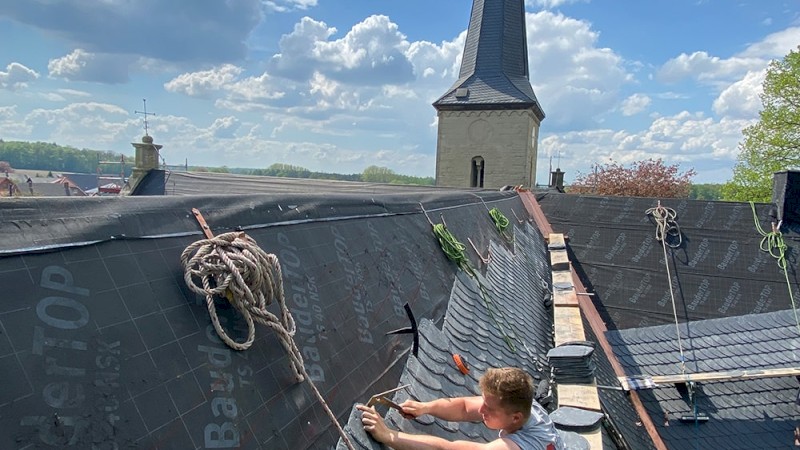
[358,367,564,450]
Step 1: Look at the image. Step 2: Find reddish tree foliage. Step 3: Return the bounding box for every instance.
[569,159,696,198]
[0,161,13,173]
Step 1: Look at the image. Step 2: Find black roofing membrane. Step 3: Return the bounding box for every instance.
[0,190,532,449]
[537,192,800,329]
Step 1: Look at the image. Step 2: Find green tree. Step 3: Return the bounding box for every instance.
[361,165,396,183]
[0,141,131,175]
[722,47,800,202]
[568,158,695,198]
[689,183,723,200]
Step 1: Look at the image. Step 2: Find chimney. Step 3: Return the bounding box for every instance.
[125,135,163,194]
[772,170,800,224]
[550,168,565,192]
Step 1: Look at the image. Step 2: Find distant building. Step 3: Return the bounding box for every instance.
[54,173,97,193]
[434,0,545,189]
[0,177,18,197]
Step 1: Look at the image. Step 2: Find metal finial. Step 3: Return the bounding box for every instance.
[134,98,156,136]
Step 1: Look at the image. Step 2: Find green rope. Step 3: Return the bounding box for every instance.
[489,208,513,243]
[432,222,517,352]
[433,223,472,275]
[749,202,800,336]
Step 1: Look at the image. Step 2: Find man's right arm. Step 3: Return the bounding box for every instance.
[400,396,483,422]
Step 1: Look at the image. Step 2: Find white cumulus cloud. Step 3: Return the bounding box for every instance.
[263,0,318,12]
[270,15,414,86]
[48,49,129,83]
[525,0,588,8]
[657,27,800,87]
[620,93,651,116]
[525,11,633,129]
[713,70,765,119]
[164,64,244,97]
[0,62,39,89]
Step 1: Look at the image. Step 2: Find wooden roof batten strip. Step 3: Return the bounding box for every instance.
[620,367,800,391]
[518,191,669,450]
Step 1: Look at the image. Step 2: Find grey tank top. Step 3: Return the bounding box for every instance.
[499,402,565,450]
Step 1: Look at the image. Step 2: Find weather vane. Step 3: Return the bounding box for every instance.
[134,99,156,136]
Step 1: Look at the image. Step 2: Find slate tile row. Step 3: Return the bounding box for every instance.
[338,221,559,448]
[608,309,799,449]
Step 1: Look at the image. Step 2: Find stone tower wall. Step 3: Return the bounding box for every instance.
[435,109,540,188]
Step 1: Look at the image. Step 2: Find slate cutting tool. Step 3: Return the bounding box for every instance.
[367,384,411,412]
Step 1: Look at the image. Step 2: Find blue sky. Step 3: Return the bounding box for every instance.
[0,0,798,184]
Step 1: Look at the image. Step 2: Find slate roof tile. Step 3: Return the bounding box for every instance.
[339,222,567,448]
[609,309,799,449]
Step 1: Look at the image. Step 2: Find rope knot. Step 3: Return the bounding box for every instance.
[181,226,356,450]
[180,232,298,362]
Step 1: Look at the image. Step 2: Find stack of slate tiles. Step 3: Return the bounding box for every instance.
[547,342,596,384]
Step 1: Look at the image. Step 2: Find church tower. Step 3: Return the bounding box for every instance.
[434,0,544,189]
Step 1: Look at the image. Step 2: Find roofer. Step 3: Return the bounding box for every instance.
[358,367,564,450]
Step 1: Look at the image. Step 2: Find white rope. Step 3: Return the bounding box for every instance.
[646,203,687,374]
[645,202,682,249]
[180,232,355,450]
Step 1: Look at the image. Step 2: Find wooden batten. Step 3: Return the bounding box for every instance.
[557,383,602,411]
[550,250,570,271]
[581,429,603,450]
[620,367,800,391]
[552,270,573,287]
[553,287,579,307]
[553,305,585,346]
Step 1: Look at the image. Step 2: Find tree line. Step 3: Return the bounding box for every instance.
[0,141,434,185]
[0,140,131,176]
[197,164,434,185]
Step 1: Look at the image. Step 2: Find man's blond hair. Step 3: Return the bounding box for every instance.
[479,367,534,418]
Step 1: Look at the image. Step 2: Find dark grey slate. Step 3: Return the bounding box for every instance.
[558,430,591,450]
[550,406,605,431]
[607,309,800,450]
[547,345,594,359]
[433,0,545,119]
[338,220,559,448]
[581,314,656,450]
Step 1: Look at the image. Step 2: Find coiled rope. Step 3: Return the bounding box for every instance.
[433,223,473,276]
[432,222,517,352]
[180,231,355,450]
[645,202,682,249]
[749,202,800,336]
[489,207,513,243]
[646,202,687,375]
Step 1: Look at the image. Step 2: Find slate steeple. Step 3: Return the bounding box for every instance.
[433,0,544,120]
